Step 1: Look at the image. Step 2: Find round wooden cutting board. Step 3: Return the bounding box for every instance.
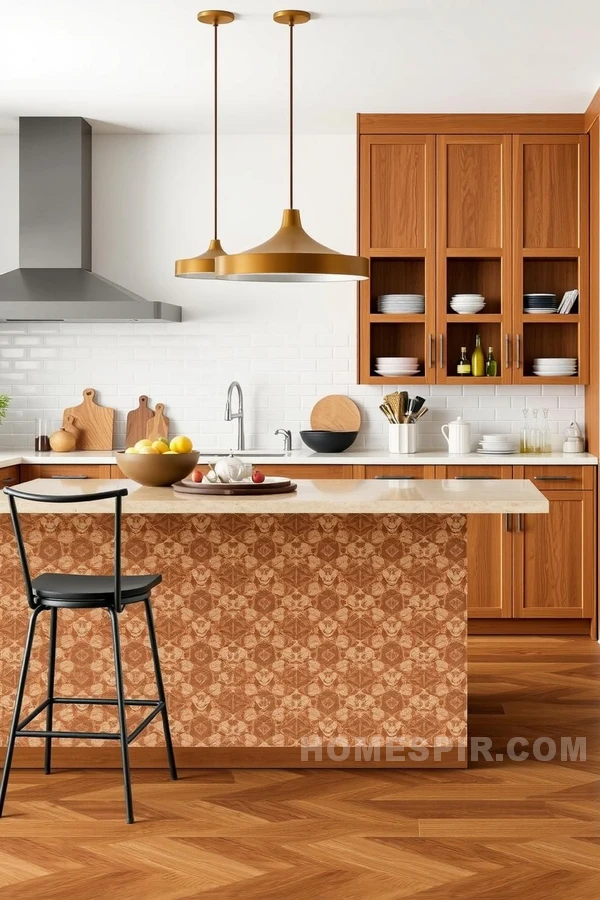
[310,395,361,432]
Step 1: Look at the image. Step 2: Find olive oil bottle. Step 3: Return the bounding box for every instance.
[485,346,497,377]
[471,334,485,377]
[457,346,471,376]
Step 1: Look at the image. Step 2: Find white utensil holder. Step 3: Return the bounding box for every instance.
[389,423,418,454]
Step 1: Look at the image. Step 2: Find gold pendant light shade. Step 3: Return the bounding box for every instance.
[175,11,234,279]
[215,210,368,281]
[216,10,368,283]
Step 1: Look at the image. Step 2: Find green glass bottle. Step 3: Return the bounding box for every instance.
[471,334,485,377]
[485,346,497,377]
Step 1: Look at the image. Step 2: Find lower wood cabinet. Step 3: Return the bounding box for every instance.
[436,465,596,627]
[20,464,114,481]
[514,491,595,618]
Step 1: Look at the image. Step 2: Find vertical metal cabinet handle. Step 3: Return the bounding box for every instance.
[439,334,444,369]
[505,333,510,369]
[515,334,521,369]
[516,513,523,532]
[428,334,434,368]
[504,513,511,532]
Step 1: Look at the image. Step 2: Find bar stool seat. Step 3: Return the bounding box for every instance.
[32,573,162,606]
[0,484,177,825]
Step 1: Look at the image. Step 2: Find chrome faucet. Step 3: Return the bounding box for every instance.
[275,428,293,453]
[224,381,245,451]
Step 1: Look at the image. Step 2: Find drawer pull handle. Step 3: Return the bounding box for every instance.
[504,513,511,532]
[516,513,523,532]
[1,476,16,482]
[375,475,415,480]
[50,474,89,479]
[533,476,574,481]
[455,476,499,480]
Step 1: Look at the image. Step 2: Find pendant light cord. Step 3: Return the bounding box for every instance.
[289,22,294,210]
[213,22,219,240]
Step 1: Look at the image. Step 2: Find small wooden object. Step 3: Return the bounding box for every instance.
[310,395,362,432]
[62,414,81,449]
[125,395,154,448]
[48,428,77,453]
[62,389,115,451]
[146,403,170,442]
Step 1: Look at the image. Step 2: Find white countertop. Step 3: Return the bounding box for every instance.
[0,449,596,467]
[0,477,549,515]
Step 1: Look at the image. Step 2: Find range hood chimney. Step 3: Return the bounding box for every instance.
[0,117,181,322]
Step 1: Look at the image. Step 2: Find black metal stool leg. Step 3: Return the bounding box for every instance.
[0,606,43,817]
[143,599,178,780]
[44,607,58,775]
[107,608,134,824]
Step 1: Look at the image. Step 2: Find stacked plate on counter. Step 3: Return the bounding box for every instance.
[450,294,486,314]
[477,434,519,455]
[374,357,420,377]
[377,294,425,314]
[533,357,577,376]
[524,293,558,314]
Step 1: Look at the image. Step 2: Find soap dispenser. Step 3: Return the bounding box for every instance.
[563,421,584,454]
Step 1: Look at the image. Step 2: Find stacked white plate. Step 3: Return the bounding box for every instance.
[450,294,486,314]
[477,434,519,455]
[377,294,425,314]
[375,357,420,376]
[533,358,577,376]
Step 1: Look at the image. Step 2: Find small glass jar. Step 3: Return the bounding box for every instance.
[34,418,51,453]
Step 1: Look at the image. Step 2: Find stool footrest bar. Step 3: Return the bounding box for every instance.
[16,729,121,740]
[17,698,51,730]
[127,703,165,744]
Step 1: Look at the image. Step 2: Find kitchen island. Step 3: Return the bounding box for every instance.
[0,478,547,769]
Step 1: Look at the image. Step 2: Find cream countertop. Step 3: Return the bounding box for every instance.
[0,450,596,467]
[0,478,549,516]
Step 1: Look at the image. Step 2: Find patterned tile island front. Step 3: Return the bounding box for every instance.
[0,479,547,768]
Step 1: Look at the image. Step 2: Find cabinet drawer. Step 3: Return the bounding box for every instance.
[20,464,113,482]
[436,465,512,479]
[365,465,435,479]
[523,466,593,491]
[0,466,20,487]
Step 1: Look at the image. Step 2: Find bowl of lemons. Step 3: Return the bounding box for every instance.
[115,435,199,486]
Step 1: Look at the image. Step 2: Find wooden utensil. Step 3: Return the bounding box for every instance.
[146,402,170,442]
[62,389,115,451]
[125,396,154,448]
[310,395,361,432]
[63,414,81,449]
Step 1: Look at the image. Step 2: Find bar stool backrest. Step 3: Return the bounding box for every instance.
[3,486,129,611]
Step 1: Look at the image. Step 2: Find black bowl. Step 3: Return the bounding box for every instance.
[300,430,358,453]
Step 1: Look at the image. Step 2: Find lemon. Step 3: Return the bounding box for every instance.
[157,436,169,446]
[124,447,138,454]
[163,450,177,454]
[134,438,153,450]
[169,435,193,454]
[138,446,160,454]
[152,440,168,454]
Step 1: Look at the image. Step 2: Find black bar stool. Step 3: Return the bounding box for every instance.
[0,485,177,824]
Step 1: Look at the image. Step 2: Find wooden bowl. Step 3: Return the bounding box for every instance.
[115,451,200,487]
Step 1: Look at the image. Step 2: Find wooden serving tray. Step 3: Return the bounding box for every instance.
[173,479,296,496]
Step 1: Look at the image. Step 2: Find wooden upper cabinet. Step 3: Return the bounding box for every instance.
[515,135,585,250]
[360,135,435,252]
[438,135,511,251]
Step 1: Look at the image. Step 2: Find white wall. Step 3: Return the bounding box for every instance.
[0,133,585,451]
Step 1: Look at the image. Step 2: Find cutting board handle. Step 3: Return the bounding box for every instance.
[139,395,149,407]
[83,388,96,403]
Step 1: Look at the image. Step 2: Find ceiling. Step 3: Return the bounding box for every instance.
[1,0,599,135]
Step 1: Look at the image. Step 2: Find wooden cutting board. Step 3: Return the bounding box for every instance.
[125,396,154,448]
[146,403,170,442]
[62,389,115,451]
[62,414,81,449]
[310,395,361,432]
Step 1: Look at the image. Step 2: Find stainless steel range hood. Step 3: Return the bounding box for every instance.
[0,118,181,322]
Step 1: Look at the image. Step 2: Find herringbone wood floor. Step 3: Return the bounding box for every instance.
[1,636,600,899]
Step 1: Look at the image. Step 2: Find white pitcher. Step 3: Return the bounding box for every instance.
[441,416,471,454]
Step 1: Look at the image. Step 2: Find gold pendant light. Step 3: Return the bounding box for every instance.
[215,10,369,282]
[175,10,234,279]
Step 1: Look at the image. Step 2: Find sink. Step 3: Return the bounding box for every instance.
[199,450,289,457]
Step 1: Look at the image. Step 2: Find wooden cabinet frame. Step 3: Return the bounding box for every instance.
[357,117,591,389]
